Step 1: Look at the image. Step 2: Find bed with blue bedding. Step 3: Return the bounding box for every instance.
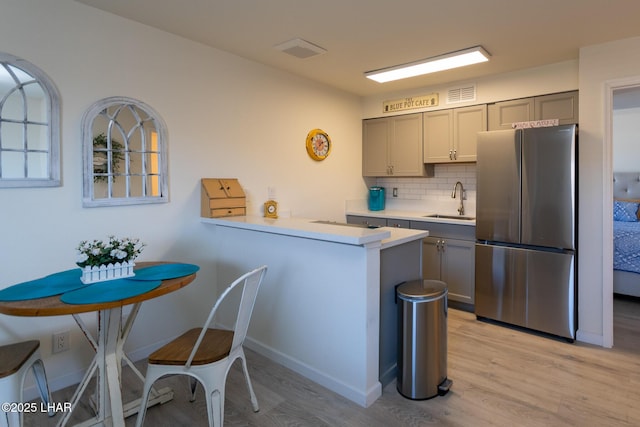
[613,220,640,274]
[613,172,640,297]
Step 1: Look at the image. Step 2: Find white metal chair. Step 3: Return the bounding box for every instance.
[0,340,53,427]
[135,265,267,427]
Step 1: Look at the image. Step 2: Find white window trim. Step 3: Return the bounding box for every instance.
[82,96,169,207]
[0,53,60,188]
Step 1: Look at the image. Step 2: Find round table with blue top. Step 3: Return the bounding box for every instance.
[0,261,199,427]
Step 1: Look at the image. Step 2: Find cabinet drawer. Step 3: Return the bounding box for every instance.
[346,215,387,227]
[209,207,246,218]
[410,221,475,240]
[387,218,410,228]
[209,197,246,209]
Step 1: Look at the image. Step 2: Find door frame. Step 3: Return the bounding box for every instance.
[603,76,640,348]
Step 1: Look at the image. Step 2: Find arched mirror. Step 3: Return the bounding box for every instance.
[0,53,60,187]
[82,96,168,207]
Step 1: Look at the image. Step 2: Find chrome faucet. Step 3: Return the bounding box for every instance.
[451,181,465,215]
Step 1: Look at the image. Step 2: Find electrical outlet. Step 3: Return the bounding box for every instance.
[268,186,277,200]
[392,187,398,197]
[52,331,70,353]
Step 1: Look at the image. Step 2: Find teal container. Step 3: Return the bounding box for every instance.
[368,187,385,211]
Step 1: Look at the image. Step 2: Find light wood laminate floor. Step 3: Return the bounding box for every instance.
[25,297,640,426]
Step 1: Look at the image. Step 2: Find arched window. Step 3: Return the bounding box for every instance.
[0,53,60,187]
[82,97,168,207]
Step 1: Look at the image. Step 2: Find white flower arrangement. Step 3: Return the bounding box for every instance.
[76,236,145,268]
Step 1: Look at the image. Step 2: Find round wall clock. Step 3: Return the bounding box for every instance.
[306,129,331,161]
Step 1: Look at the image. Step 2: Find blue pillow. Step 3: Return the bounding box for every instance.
[614,200,639,222]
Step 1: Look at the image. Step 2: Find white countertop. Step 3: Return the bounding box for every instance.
[201,215,428,249]
[345,199,476,226]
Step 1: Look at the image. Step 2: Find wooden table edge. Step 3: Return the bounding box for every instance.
[0,262,197,317]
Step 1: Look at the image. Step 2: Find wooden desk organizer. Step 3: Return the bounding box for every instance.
[201,178,246,218]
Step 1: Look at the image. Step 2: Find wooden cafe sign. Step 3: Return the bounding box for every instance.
[382,93,439,113]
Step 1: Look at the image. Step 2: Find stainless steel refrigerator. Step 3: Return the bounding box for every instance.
[475,124,577,341]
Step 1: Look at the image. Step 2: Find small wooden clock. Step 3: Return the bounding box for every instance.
[305,129,331,161]
[264,200,278,218]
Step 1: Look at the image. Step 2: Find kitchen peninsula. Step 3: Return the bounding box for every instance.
[201,215,427,407]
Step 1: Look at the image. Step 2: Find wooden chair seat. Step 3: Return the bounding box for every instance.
[0,339,53,426]
[0,340,40,379]
[149,328,233,366]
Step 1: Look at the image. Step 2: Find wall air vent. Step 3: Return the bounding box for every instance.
[447,84,476,104]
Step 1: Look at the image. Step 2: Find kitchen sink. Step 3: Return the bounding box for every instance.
[423,214,475,221]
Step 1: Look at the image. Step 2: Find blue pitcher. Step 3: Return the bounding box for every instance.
[368,187,385,211]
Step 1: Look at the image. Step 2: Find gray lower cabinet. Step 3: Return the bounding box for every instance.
[422,236,475,305]
[411,221,475,308]
[347,214,476,306]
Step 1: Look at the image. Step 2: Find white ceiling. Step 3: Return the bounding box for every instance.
[74,0,640,97]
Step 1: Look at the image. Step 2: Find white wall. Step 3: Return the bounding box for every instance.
[579,36,640,346]
[613,107,640,171]
[0,0,365,394]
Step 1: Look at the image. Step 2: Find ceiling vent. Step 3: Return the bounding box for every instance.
[447,84,476,104]
[274,38,327,59]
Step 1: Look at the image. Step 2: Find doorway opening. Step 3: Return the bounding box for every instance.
[605,78,640,349]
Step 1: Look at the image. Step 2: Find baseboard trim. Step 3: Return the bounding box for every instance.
[244,336,382,407]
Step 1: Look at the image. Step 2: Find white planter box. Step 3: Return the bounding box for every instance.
[80,261,135,284]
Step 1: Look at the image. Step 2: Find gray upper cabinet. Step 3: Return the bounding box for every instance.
[488,91,578,130]
[363,113,432,177]
[487,98,534,130]
[535,91,579,124]
[423,104,487,163]
[422,109,451,163]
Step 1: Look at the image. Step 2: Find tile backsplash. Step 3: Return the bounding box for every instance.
[376,163,476,202]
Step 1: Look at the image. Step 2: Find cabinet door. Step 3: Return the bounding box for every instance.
[390,113,424,176]
[423,110,453,163]
[422,237,442,280]
[363,118,390,177]
[440,238,475,304]
[534,91,578,125]
[453,104,487,162]
[219,179,244,198]
[487,98,534,130]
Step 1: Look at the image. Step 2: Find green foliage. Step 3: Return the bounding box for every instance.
[93,133,125,182]
[76,236,145,268]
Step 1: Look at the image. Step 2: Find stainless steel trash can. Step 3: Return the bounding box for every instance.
[396,279,452,400]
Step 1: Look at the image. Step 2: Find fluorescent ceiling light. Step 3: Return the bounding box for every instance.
[365,46,490,83]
